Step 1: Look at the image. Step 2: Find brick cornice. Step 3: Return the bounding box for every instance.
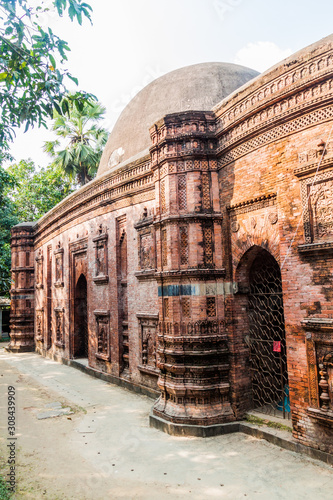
[217,101,333,169]
[34,157,152,238]
[301,318,333,330]
[227,193,276,213]
[298,241,333,253]
[214,42,333,129]
[294,156,333,178]
[217,92,333,156]
[213,43,333,169]
[154,213,223,226]
[154,268,226,280]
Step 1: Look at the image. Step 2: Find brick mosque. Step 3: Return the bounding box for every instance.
[8,34,333,455]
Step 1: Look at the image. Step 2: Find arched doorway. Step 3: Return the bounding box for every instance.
[246,249,289,418]
[73,274,88,358]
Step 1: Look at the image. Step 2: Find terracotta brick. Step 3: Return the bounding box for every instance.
[8,35,333,453]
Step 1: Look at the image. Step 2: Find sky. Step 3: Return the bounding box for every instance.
[7,0,333,167]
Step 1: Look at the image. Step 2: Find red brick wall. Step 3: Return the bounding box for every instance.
[10,34,333,452]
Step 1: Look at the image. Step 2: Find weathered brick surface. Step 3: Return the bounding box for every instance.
[8,224,35,352]
[9,35,333,451]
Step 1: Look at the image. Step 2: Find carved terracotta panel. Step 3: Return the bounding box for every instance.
[54,245,64,287]
[54,307,65,348]
[140,231,154,270]
[35,309,44,342]
[93,227,108,285]
[308,178,333,241]
[94,311,110,361]
[137,315,158,371]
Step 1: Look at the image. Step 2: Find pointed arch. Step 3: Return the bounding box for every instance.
[234,245,289,418]
[73,273,88,358]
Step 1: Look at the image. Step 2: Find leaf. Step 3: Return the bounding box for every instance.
[67,74,78,86]
[53,101,62,115]
[81,3,93,12]
[68,4,76,21]
[75,99,84,112]
[61,99,69,115]
[49,54,56,70]
[0,0,94,160]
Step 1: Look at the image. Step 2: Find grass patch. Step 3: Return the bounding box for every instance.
[75,405,87,414]
[60,402,86,415]
[246,414,292,432]
[0,474,12,499]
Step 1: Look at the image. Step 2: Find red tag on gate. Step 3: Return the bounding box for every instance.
[273,341,281,352]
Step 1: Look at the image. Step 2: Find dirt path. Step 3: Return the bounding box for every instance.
[1,347,333,500]
[0,354,97,499]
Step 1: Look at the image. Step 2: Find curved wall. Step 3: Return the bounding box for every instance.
[8,34,333,451]
[214,34,333,451]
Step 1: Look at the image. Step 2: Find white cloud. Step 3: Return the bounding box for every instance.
[234,41,293,73]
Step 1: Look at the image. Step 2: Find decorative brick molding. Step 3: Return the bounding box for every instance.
[227,193,276,215]
[137,313,159,375]
[154,319,232,425]
[149,111,217,170]
[69,237,88,255]
[217,78,333,151]
[35,249,43,289]
[135,211,156,272]
[295,140,333,177]
[218,104,333,169]
[54,307,65,348]
[299,169,333,244]
[34,157,153,247]
[93,225,109,285]
[227,195,280,272]
[54,243,64,287]
[8,223,35,353]
[215,46,333,143]
[94,310,110,361]
[298,241,333,253]
[303,319,333,424]
[35,308,44,342]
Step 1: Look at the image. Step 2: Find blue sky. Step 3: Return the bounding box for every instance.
[8,0,333,167]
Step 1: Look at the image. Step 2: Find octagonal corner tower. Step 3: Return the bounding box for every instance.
[97,62,259,177]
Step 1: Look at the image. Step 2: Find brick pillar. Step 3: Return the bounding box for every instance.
[150,112,234,426]
[7,223,35,352]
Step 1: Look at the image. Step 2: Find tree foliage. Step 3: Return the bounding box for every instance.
[0,159,74,295]
[0,165,18,295]
[44,97,108,185]
[0,0,93,162]
[7,159,74,221]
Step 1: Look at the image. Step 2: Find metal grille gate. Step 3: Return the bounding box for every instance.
[247,252,289,418]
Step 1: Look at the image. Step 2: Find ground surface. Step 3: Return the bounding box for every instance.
[1,346,333,500]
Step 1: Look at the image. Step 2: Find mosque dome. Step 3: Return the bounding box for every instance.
[97,62,259,177]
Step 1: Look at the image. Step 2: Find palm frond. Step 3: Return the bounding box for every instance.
[43,94,108,186]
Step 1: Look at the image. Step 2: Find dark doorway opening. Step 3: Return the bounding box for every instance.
[73,274,88,358]
[247,250,289,418]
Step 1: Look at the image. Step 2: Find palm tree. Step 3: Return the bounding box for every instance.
[44,96,109,186]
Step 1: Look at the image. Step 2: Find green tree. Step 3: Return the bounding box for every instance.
[0,165,18,295]
[0,159,74,294]
[7,159,74,221]
[0,0,93,162]
[44,97,108,185]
